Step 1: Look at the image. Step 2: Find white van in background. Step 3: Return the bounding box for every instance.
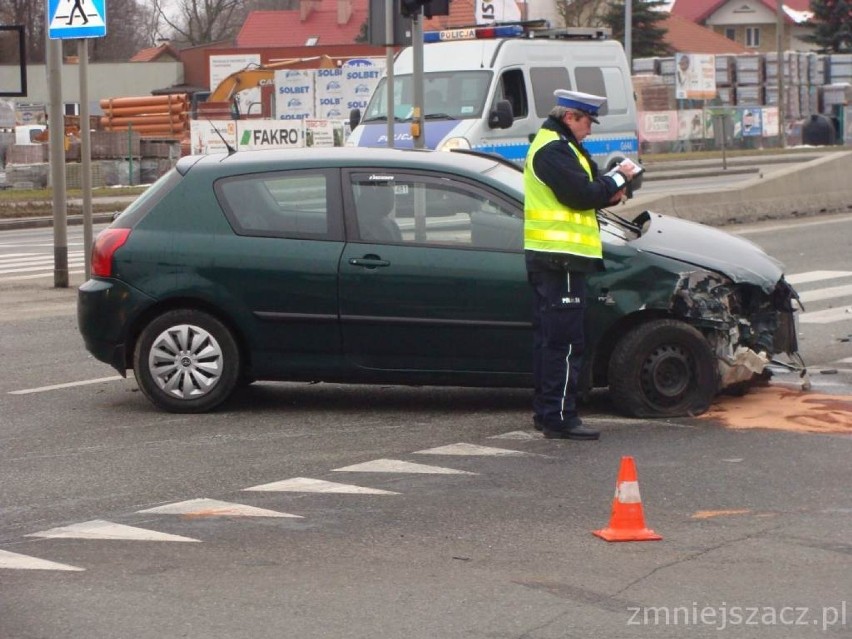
[347,24,639,169]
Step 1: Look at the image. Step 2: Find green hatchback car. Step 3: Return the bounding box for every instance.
[78,147,801,415]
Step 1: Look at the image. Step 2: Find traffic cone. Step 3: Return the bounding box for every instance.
[593,456,662,542]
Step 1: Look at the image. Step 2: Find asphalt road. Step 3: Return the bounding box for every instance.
[0,215,850,638]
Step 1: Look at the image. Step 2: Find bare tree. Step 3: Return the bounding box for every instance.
[153,0,249,46]
[91,0,160,60]
[555,0,609,28]
[0,0,47,63]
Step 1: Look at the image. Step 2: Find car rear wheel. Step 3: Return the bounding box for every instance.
[608,319,717,418]
[133,310,241,413]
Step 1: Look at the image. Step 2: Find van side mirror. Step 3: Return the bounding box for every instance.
[349,108,362,130]
[488,100,513,130]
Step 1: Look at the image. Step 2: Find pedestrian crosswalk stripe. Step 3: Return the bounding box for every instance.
[332,459,476,475]
[137,498,302,518]
[244,477,399,494]
[786,271,852,285]
[799,284,852,303]
[26,519,201,542]
[414,443,527,456]
[0,270,85,283]
[0,549,84,571]
[489,431,539,440]
[799,307,852,324]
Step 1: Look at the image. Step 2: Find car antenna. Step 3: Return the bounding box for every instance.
[207,119,237,156]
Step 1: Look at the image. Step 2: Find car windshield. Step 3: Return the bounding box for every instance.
[362,71,493,122]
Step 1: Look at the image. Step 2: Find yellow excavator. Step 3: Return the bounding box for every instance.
[197,55,342,118]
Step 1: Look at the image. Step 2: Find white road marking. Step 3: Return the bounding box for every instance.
[332,459,476,475]
[0,254,84,265]
[799,307,852,324]
[26,520,201,542]
[734,215,852,236]
[9,376,123,395]
[488,431,539,440]
[0,259,85,275]
[0,549,84,572]
[414,443,527,456]
[137,498,301,518]
[0,252,41,259]
[799,284,852,303]
[244,477,399,494]
[786,270,852,285]
[0,269,85,282]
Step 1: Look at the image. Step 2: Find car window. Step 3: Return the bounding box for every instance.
[530,67,572,118]
[493,68,528,120]
[348,172,522,251]
[216,170,338,239]
[575,67,614,117]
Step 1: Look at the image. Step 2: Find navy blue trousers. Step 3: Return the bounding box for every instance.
[526,257,587,429]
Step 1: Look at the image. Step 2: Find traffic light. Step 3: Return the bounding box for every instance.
[400,0,422,16]
[400,0,450,18]
[423,0,449,18]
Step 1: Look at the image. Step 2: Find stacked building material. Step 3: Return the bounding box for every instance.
[632,75,675,111]
[99,94,188,138]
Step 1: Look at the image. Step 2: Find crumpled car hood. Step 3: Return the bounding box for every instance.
[627,211,784,291]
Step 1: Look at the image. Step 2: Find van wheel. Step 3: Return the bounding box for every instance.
[608,319,717,418]
[133,310,241,413]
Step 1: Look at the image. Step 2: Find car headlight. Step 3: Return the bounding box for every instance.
[437,137,471,152]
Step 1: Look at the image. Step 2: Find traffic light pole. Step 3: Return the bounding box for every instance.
[385,0,394,147]
[412,11,425,149]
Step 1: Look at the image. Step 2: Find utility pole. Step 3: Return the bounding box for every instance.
[411,10,425,150]
[624,0,632,72]
[385,0,395,147]
[776,0,785,148]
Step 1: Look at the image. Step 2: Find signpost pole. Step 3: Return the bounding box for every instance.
[46,35,68,288]
[79,38,93,280]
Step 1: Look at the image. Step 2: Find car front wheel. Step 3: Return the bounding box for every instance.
[133,310,241,413]
[608,319,717,418]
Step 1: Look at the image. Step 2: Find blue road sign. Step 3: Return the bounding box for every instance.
[48,0,107,39]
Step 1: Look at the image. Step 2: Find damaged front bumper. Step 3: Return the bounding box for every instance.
[671,271,807,390]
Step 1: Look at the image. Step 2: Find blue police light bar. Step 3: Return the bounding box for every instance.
[423,24,524,43]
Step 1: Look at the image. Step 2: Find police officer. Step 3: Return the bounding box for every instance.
[524,89,638,440]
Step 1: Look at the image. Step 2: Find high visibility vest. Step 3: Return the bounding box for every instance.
[523,129,603,259]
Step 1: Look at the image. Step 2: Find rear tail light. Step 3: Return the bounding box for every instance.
[91,228,131,277]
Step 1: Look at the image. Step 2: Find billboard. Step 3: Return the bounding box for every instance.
[675,53,716,101]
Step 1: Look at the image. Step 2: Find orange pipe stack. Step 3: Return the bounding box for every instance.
[99,94,188,138]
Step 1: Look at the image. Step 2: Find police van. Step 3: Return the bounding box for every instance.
[347,24,639,168]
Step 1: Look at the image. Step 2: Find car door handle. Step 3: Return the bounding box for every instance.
[349,256,390,268]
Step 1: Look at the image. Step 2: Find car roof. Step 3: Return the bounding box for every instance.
[180,147,509,178]
[185,147,501,173]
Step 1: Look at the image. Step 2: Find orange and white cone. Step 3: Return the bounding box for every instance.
[593,456,662,542]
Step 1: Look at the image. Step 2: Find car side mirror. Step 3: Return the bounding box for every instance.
[488,100,513,130]
[349,108,362,130]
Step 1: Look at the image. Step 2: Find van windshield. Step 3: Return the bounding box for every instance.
[362,71,493,122]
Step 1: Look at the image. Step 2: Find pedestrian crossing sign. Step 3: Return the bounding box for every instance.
[48,0,107,39]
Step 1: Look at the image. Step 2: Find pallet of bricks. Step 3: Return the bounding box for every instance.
[95,94,187,186]
[764,51,813,120]
[734,54,764,110]
[715,55,736,106]
[822,54,852,121]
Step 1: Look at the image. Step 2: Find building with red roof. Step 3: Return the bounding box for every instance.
[669,0,815,52]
